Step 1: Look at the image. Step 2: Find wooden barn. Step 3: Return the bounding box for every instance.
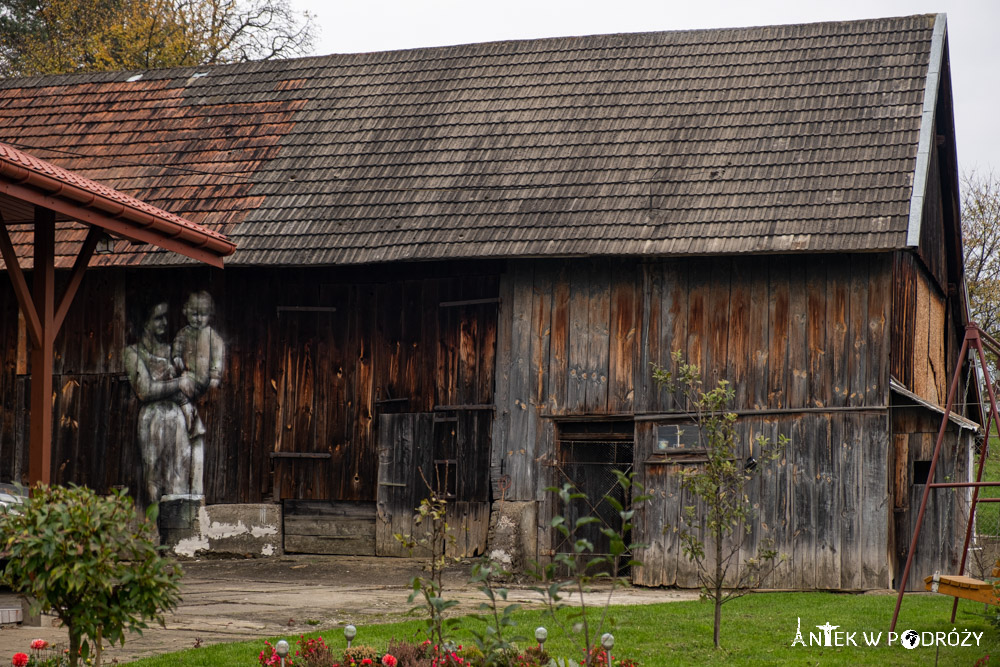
[0,13,978,590]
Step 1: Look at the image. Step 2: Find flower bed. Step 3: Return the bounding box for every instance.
[256,635,636,667]
[8,639,77,667]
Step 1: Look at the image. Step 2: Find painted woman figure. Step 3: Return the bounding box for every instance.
[123,301,205,502]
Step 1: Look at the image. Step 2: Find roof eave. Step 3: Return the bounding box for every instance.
[890,378,979,432]
[0,143,235,268]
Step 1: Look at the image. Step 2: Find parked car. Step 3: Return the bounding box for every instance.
[0,484,24,518]
[0,493,22,516]
[0,485,26,573]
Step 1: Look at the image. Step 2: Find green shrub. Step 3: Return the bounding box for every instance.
[385,638,431,667]
[0,484,182,667]
[343,644,382,665]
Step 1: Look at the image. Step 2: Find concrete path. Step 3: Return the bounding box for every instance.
[0,555,697,663]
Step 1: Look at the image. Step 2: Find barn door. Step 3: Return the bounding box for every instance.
[433,408,493,557]
[553,421,635,576]
[272,309,335,501]
[375,410,492,557]
[375,412,434,556]
[434,284,498,557]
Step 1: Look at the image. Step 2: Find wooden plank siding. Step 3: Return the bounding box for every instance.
[891,252,951,406]
[1,282,24,484]
[284,500,377,555]
[0,262,500,513]
[890,406,973,590]
[0,247,969,583]
[916,120,960,297]
[491,254,896,589]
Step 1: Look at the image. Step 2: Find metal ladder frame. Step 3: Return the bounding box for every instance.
[891,322,1000,631]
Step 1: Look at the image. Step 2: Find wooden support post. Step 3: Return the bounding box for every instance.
[0,217,41,347]
[28,206,55,486]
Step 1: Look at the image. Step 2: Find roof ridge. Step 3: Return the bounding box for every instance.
[0,14,937,88]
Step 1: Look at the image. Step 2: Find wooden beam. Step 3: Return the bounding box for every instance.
[0,219,42,347]
[439,297,501,308]
[52,225,100,334]
[269,452,333,459]
[28,206,56,486]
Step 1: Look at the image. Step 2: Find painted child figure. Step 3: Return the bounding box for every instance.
[169,291,224,499]
[173,290,225,394]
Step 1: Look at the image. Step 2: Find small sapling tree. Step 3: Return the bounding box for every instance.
[395,470,461,652]
[532,470,650,666]
[653,351,787,649]
[0,484,182,667]
[467,558,525,666]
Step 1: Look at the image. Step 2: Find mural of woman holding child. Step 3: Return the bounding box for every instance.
[123,291,225,504]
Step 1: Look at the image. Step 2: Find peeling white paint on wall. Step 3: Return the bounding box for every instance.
[174,535,211,558]
[251,524,278,538]
[198,506,245,539]
[489,549,513,567]
[170,504,281,557]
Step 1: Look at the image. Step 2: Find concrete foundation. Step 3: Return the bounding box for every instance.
[165,503,282,558]
[158,496,202,546]
[487,500,537,574]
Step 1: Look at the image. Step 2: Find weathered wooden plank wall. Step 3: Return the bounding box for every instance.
[492,254,896,588]
[1,247,969,578]
[0,262,499,512]
[891,253,949,405]
[375,412,433,557]
[631,413,889,590]
[917,123,951,294]
[0,281,21,483]
[284,500,377,555]
[890,406,972,591]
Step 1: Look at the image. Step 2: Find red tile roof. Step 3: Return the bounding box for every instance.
[0,141,235,268]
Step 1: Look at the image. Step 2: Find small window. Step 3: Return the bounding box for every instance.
[913,460,932,485]
[657,423,701,451]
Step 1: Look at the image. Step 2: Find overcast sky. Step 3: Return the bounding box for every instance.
[288,0,998,175]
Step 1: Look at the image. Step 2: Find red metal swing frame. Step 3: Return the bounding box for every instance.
[891,322,1000,632]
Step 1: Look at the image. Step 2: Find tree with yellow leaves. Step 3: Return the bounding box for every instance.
[0,0,315,77]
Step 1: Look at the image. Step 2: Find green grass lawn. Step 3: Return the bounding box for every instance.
[976,436,1000,537]
[127,592,998,666]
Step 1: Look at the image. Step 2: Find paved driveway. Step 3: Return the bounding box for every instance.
[0,555,696,663]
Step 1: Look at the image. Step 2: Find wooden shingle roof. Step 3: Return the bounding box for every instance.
[0,14,943,267]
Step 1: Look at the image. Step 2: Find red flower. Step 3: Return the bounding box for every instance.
[30,639,48,650]
[382,655,398,667]
[361,660,373,666]
[12,653,29,667]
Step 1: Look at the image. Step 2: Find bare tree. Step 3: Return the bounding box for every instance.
[172,0,316,65]
[963,170,1000,338]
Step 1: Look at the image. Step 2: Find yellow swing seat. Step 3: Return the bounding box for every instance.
[925,571,1000,606]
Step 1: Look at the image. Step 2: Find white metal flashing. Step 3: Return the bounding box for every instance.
[906,13,948,247]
